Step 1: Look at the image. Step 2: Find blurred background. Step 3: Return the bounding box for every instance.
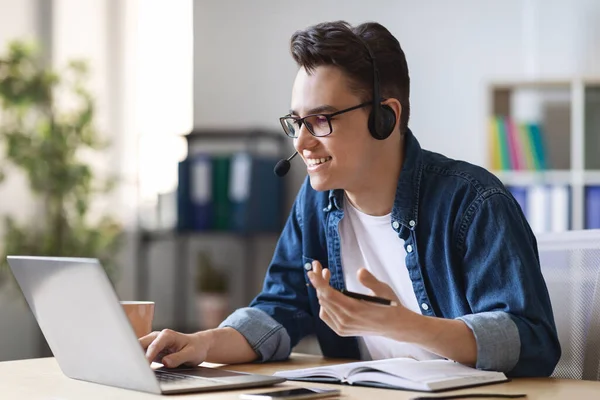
[0,0,599,361]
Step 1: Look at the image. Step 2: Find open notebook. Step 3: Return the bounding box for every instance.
[274,358,508,392]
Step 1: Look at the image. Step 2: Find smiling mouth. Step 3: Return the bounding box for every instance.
[307,156,332,167]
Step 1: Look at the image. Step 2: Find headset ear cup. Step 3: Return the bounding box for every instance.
[369,105,396,140]
[380,104,396,139]
[368,108,379,139]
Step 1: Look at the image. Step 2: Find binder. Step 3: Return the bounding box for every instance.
[229,152,283,233]
[585,186,600,229]
[176,158,193,231]
[190,154,213,231]
[211,155,231,231]
[549,185,570,232]
[526,185,550,233]
[507,186,528,217]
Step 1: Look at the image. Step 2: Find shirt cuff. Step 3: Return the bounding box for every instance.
[219,307,291,362]
[456,311,520,372]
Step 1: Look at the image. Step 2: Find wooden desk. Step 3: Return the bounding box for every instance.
[1,354,599,399]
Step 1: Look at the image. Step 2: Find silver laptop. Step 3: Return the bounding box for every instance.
[6,256,285,394]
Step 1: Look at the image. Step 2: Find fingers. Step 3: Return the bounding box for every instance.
[139,331,160,350]
[322,267,331,282]
[318,296,359,336]
[357,268,397,300]
[308,260,330,289]
[144,329,180,365]
[161,345,196,368]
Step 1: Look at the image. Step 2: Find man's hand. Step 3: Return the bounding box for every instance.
[140,329,211,368]
[307,260,416,338]
[308,260,477,366]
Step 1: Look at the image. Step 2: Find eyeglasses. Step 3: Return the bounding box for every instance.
[279,101,371,138]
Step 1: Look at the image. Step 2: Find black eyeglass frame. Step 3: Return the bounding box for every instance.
[279,101,373,138]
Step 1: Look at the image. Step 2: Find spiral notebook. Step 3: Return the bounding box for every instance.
[274,357,508,392]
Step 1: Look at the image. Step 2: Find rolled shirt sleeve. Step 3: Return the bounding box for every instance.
[457,311,520,372]
[219,307,291,362]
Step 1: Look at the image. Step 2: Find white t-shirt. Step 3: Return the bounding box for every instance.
[339,195,441,361]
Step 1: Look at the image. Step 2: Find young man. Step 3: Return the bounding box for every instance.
[141,21,560,377]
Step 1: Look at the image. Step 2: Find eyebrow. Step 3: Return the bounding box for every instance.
[289,104,339,116]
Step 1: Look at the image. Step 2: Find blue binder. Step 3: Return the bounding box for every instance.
[189,154,213,231]
[229,153,283,233]
[507,186,528,218]
[176,159,193,231]
[585,186,600,229]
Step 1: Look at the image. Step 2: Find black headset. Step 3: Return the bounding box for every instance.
[360,39,397,140]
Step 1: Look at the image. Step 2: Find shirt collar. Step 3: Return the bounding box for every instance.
[324,128,423,230]
[391,128,422,230]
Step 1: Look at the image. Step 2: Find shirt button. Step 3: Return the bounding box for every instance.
[409,220,416,227]
[304,262,312,271]
[392,221,400,230]
[421,303,429,311]
[406,245,413,253]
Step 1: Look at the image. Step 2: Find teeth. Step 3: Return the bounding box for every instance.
[307,157,332,166]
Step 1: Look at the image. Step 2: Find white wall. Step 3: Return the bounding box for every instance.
[193,0,600,194]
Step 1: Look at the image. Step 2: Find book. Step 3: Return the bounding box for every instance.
[274,357,508,392]
[496,117,511,170]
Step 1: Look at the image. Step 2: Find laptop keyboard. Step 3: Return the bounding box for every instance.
[155,371,223,388]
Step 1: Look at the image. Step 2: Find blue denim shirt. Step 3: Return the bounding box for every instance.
[220,129,561,377]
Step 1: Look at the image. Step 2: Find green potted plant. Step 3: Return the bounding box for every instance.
[195,251,229,330]
[0,40,122,287]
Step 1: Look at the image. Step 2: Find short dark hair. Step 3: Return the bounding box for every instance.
[290,21,410,133]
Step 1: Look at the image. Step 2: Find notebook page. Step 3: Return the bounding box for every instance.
[345,371,425,391]
[274,359,384,380]
[348,358,505,383]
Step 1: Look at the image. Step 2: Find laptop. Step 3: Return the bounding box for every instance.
[6,256,286,394]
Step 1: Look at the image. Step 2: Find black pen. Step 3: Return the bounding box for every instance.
[306,284,397,306]
[340,289,397,306]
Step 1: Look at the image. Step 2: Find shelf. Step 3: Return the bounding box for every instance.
[490,80,571,90]
[492,170,600,186]
[139,229,280,242]
[488,78,600,232]
[184,129,286,143]
[490,77,600,90]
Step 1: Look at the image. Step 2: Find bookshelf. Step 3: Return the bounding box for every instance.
[136,129,289,332]
[488,78,600,231]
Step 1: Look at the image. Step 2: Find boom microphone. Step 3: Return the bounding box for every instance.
[274,151,298,177]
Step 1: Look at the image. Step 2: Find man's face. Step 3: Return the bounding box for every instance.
[290,66,378,192]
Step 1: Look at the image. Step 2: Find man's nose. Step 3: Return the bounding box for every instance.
[294,124,318,151]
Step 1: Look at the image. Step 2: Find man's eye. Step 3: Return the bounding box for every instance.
[315,116,328,125]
